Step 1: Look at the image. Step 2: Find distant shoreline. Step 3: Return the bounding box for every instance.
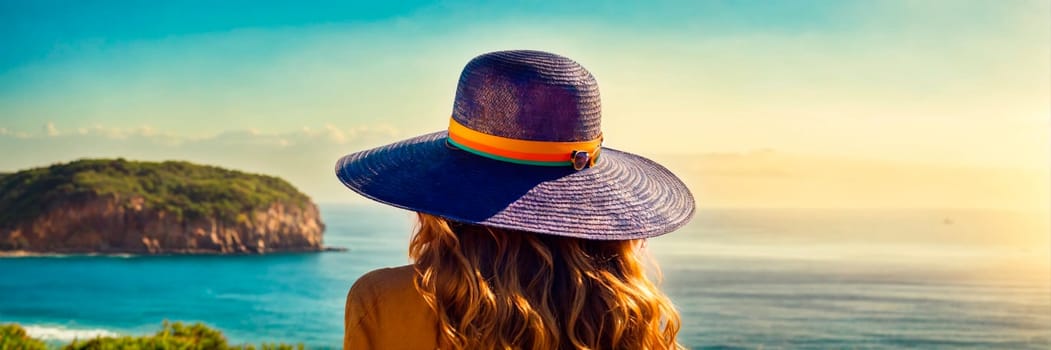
[0,246,348,258]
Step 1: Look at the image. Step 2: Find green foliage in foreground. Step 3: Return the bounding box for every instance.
[0,158,312,227]
[0,323,48,350]
[0,322,305,350]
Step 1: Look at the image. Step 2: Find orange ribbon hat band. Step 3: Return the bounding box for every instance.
[447,117,602,169]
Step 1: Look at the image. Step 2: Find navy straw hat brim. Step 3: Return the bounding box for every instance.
[335,131,695,240]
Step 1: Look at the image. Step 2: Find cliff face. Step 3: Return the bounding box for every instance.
[1,193,324,254]
[0,159,329,255]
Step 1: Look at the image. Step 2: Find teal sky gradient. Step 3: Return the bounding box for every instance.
[1,0,1047,205]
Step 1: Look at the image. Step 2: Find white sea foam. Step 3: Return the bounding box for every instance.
[22,325,120,341]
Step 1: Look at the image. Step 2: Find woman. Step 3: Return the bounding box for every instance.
[336,50,695,349]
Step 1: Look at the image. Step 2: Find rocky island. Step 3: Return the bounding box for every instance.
[0,158,328,255]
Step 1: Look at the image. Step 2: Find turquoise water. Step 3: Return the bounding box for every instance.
[2,205,1049,349]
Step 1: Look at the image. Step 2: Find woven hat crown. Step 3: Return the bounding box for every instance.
[451,50,602,142]
[336,49,695,240]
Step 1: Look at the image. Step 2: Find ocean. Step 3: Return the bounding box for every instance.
[1,204,1048,349]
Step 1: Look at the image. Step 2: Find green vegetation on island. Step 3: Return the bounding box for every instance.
[0,158,312,226]
[0,322,304,350]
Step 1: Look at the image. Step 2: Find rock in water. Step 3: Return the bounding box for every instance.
[0,158,326,254]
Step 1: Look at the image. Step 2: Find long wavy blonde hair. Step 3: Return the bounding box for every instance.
[409,213,683,350]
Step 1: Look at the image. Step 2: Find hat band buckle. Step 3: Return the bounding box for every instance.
[446,117,602,169]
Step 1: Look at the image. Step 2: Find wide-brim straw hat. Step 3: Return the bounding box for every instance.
[335,50,695,240]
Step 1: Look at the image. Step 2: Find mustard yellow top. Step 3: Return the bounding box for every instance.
[344,265,439,350]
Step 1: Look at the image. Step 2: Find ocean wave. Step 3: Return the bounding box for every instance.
[22,324,121,341]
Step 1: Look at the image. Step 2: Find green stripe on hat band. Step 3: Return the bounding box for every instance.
[448,137,573,166]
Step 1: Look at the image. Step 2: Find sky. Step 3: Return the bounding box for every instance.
[0,0,1048,208]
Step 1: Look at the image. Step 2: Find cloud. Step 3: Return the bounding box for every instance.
[0,122,404,203]
[0,1,1045,206]
[1,2,1046,170]
[3,122,1046,211]
[653,152,1049,211]
[15,121,399,146]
